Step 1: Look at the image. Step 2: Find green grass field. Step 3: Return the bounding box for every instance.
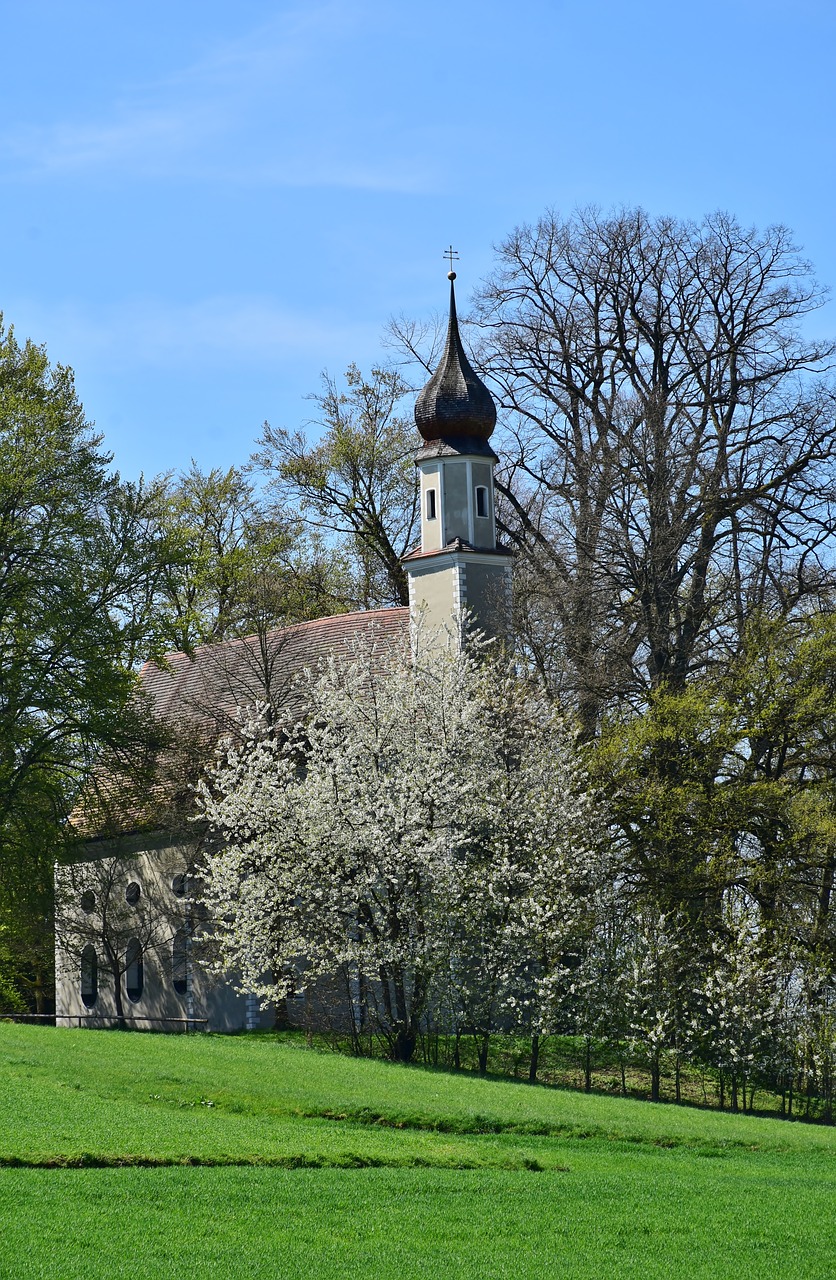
[1,1024,834,1278]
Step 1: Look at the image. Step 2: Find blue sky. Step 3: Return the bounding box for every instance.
[1,0,834,479]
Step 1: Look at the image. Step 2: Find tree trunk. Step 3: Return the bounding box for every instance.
[529,1033,540,1084]
[393,1028,416,1063]
[33,968,45,1016]
[103,938,126,1028]
[477,1031,490,1078]
[342,968,361,1056]
[111,968,125,1028]
[650,1055,660,1103]
[822,1059,832,1125]
[813,856,835,949]
[584,1037,592,1092]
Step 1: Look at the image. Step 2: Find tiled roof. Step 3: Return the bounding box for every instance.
[73,608,410,841]
[140,607,410,736]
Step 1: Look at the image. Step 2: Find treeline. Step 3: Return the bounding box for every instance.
[0,322,414,1008]
[197,640,835,1120]
[2,206,836,1047]
[321,912,835,1121]
[0,337,416,1010]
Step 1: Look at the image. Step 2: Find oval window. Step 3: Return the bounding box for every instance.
[172,928,190,996]
[171,873,186,898]
[125,882,141,906]
[80,945,98,1008]
[80,890,96,913]
[125,938,144,1003]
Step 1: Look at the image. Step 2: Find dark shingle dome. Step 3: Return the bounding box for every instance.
[414,277,496,446]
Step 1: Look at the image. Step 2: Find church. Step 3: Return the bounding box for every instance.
[54,271,513,1032]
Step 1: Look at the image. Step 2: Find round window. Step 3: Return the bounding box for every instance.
[80,890,96,913]
[125,882,141,906]
[171,873,186,898]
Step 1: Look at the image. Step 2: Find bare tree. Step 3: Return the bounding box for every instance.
[384,209,836,923]
[468,208,836,731]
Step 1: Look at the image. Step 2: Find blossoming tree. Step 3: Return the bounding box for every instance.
[196,633,607,1062]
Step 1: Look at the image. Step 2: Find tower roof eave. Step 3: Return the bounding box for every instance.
[402,537,514,563]
[414,437,498,463]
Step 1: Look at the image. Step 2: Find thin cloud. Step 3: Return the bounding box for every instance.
[4,104,223,177]
[3,295,380,373]
[0,1,434,193]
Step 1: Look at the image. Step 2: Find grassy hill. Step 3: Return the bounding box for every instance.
[1,1024,834,1278]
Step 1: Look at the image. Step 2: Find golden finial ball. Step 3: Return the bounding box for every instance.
[447,270,457,280]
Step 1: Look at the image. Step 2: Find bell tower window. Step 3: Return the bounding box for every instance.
[475,486,489,519]
[426,488,437,520]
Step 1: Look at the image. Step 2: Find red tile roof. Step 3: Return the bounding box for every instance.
[140,607,410,736]
[74,608,410,841]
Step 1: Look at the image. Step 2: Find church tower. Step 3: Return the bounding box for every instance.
[403,268,513,653]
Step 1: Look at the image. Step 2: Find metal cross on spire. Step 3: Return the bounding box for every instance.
[443,244,460,279]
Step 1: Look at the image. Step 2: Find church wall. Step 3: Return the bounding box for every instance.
[442,461,469,542]
[55,834,363,1034]
[408,564,459,651]
[419,464,442,552]
[55,840,274,1033]
[470,461,495,547]
[463,561,511,637]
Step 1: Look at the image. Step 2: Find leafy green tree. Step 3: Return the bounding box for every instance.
[156,462,352,653]
[721,611,836,956]
[595,683,742,917]
[0,317,171,1007]
[593,606,836,944]
[254,365,419,609]
[0,922,27,1013]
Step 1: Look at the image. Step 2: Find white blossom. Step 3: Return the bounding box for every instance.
[195,631,608,1060]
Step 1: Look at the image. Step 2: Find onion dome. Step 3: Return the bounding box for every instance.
[414,274,496,445]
